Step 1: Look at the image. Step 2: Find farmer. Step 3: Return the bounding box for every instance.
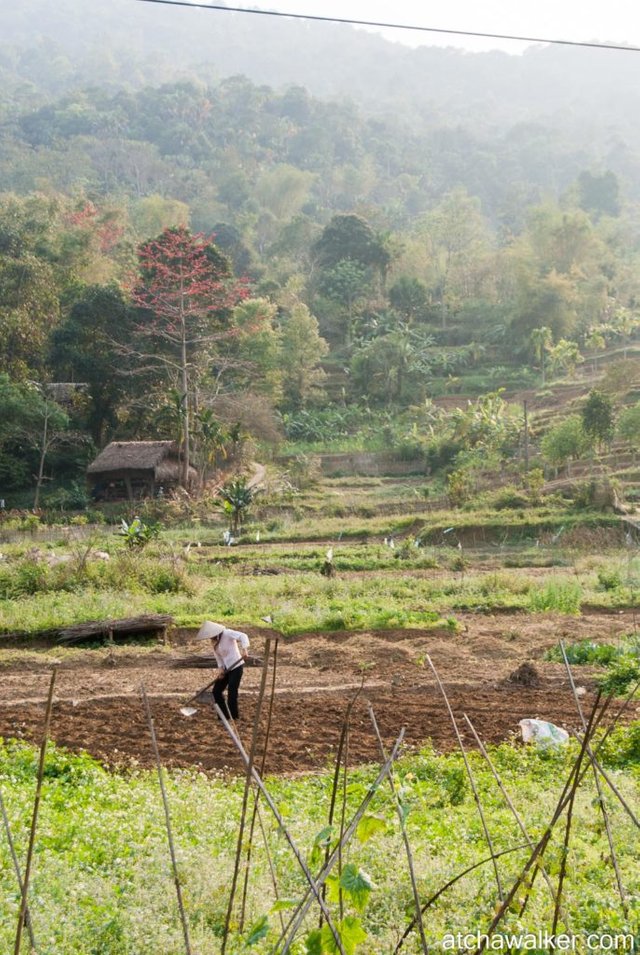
[195,621,250,721]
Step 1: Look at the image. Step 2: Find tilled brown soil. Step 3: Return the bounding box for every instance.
[0,610,637,774]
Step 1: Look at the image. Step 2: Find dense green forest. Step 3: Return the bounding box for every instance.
[1,0,640,504]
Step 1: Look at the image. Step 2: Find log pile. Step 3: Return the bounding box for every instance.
[57,614,173,645]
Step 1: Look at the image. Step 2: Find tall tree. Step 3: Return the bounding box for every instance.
[129,226,248,487]
[49,284,136,445]
[279,301,328,410]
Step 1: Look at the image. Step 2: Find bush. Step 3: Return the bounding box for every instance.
[597,567,623,592]
[599,657,640,697]
[490,485,530,510]
[0,559,50,598]
[529,579,582,614]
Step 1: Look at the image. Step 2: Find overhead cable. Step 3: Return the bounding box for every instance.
[132,0,640,54]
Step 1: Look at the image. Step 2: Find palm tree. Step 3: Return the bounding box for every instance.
[217,478,255,535]
[530,326,553,385]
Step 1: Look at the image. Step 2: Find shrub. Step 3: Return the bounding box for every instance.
[599,657,640,697]
[529,579,582,614]
[597,567,623,592]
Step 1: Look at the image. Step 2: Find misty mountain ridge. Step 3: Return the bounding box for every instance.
[2,0,640,136]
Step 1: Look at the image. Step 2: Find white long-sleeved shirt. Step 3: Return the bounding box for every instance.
[213,628,250,671]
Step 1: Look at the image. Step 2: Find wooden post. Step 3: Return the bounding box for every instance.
[14,669,56,955]
[141,686,192,955]
[523,399,529,479]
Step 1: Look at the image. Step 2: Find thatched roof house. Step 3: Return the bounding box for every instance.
[87,441,197,500]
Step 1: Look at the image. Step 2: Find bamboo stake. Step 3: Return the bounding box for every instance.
[278,730,405,955]
[215,704,348,955]
[255,800,286,933]
[222,639,272,951]
[426,655,504,901]
[239,638,280,931]
[0,786,37,952]
[368,703,428,955]
[394,843,530,954]
[560,642,626,908]
[141,685,192,955]
[13,667,57,955]
[462,714,558,909]
[319,679,365,929]
[14,668,56,955]
[575,742,640,829]
[472,692,603,955]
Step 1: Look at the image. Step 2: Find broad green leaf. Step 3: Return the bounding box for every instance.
[271,897,299,913]
[340,916,368,954]
[313,825,334,846]
[339,863,375,912]
[310,824,334,866]
[305,928,323,955]
[355,813,386,844]
[321,916,368,955]
[246,914,269,945]
[324,872,340,904]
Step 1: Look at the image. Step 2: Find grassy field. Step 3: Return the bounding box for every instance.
[1,733,639,954]
[1,474,639,953]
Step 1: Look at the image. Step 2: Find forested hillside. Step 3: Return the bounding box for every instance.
[1,0,640,504]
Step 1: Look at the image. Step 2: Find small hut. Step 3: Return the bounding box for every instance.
[87,441,196,501]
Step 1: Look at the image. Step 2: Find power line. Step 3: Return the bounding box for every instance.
[132,0,640,54]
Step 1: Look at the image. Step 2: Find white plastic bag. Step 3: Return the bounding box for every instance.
[519,718,569,746]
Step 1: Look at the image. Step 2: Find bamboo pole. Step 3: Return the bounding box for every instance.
[141,685,192,955]
[14,668,56,955]
[278,730,405,955]
[318,679,365,929]
[368,703,428,954]
[215,704,348,955]
[394,843,530,954]
[0,786,37,952]
[560,642,626,908]
[222,639,272,951]
[462,713,558,908]
[239,638,280,930]
[472,692,603,955]
[426,655,504,900]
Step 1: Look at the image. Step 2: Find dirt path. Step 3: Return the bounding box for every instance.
[0,610,637,774]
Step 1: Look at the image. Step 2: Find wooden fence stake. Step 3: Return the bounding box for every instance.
[368,703,428,954]
[215,704,348,955]
[560,643,626,908]
[427,656,504,901]
[141,685,192,955]
[14,668,56,955]
[222,639,272,951]
[0,786,37,952]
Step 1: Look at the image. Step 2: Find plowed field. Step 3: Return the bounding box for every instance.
[1,610,637,774]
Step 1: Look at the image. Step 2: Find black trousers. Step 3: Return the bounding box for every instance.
[213,665,244,720]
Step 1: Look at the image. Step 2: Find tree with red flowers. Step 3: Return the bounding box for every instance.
[130,226,248,487]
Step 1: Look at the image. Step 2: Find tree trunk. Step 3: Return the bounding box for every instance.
[180,321,190,490]
[33,408,49,510]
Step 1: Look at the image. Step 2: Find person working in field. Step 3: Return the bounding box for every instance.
[195,621,250,721]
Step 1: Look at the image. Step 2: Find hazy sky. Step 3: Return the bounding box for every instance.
[245,1,640,54]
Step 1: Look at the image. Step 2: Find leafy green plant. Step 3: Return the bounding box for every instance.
[597,567,623,592]
[599,656,640,697]
[216,478,256,535]
[545,640,621,666]
[117,517,158,549]
[529,579,582,614]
